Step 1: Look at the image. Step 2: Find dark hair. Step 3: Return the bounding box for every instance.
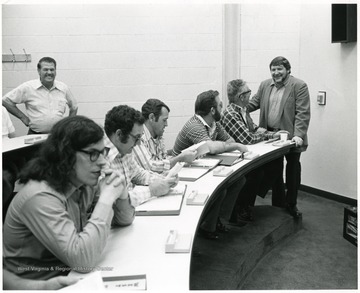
[269,56,291,73]
[141,99,170,121]
[227,79,247,104]
[19,116,104,193]
[37,57,57,69]
[104,105,145,143]
[195,90,219,116]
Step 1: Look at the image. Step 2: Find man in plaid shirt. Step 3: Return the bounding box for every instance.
[221,79,282,144]
[221,79,285,222]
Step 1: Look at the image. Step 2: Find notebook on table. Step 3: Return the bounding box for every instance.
[135,184,187,216]
[206,152,244,166]
[179,158,221,181]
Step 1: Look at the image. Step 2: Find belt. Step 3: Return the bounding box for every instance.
[267,127,279,132]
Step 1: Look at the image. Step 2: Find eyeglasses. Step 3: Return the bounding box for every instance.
[129,133,142,145]
[78,147,110,162]
[239,90,252,97]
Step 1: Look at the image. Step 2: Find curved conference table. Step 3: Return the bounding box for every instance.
[70,140,294,291]
[2,136,293,291]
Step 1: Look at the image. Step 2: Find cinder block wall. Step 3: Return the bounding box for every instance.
[2,4,223,149]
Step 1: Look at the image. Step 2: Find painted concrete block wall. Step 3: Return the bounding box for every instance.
[239,3,301,125]
[3,3,357,199]
[239,3,357,199]
[299,4,357,199]
[2,4,223,149]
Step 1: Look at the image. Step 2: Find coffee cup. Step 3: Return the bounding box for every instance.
[280,132,288,141]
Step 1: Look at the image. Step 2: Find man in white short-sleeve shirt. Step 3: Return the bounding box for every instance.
[2,57,78,134]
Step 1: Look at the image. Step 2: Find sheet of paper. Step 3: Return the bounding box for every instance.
[60,271,105,291]
[182,141,209,156]
[103,274,147,290]
[185,158,220,168]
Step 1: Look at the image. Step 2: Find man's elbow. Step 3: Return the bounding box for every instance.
[112,210,136,227]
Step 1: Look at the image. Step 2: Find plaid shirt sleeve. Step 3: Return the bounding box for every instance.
[221,107,265,145]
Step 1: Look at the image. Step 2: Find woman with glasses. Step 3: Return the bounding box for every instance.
[3,115,135,281]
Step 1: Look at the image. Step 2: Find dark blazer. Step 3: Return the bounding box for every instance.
[247,75,310,152]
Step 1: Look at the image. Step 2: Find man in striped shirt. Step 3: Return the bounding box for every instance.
[172,91,248,157]
[132,99,197,174]
[104,105,178,207]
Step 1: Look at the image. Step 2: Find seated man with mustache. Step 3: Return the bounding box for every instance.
[132,98,197,174]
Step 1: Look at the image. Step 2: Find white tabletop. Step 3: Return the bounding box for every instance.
[69,141,293,291]
[2,134,48,153]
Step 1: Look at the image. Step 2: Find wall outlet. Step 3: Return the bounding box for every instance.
[317,91,326,105]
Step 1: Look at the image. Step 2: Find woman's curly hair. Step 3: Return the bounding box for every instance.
[19,115,104,194]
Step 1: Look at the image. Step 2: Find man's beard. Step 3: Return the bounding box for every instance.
[213,109,221,122]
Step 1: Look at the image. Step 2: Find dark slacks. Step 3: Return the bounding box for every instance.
[272,152,302,206]
[201,177,246,232]
[229,159,283,221]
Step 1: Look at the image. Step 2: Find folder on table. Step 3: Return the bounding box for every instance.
[179,158,221,181]
[135,184,187,216]
[206,151,244,166]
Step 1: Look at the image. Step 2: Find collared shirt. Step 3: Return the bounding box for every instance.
[132,124,171,173]
[105,136,163,207]
[3,79,78,133]
[267,78,290,129]
[221,103,274,145]
[172,114,230,156]
[3,180,135,280]
[2,106,15,139]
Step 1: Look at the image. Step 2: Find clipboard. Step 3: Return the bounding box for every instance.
[135,184,187,216]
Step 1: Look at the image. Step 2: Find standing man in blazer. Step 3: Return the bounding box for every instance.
[247,56,311,218]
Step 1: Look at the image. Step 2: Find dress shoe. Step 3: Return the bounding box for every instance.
[238,207,253,222]
[285,204,302,218]
[216,218,230,233]
[198,228,219,240]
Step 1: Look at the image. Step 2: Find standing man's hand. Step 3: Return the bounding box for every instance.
[292,136,303,147]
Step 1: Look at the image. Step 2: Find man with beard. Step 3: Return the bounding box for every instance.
[172,90,248,156]
[247,56,311,218]
[2,57,77,134]
[132,98,197,174]
[172,90,248,240]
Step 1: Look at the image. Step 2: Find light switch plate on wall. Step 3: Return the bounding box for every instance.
[317,91,326,105]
